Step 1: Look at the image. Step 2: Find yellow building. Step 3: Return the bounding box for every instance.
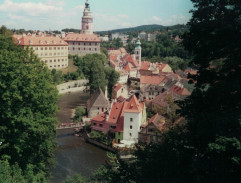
[15,35,69,70]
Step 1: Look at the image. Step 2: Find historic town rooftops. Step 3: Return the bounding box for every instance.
[124,95,143,113]
[140,75,165,85]
[107,101,124,124]
[169,85,191,96]
[91,111,107,123]
[87,87,109,111]
[148,113,166,131]
[15,35,68,46]
[123,62,136,71]
[64,33,101,42]
[151,92,169,107]
[108,47,127,56]
[113,84,123,93]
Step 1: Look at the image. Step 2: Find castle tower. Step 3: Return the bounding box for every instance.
[135,36,142,68]
[82,0,93,34]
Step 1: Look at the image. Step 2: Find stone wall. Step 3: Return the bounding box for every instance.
[57,79,88,94]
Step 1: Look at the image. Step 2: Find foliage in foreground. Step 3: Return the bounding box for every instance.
[0,27,58,182]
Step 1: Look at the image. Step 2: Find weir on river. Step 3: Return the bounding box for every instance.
[50,91,107,183]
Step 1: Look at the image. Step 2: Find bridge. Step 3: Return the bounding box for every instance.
[56,122,84,130]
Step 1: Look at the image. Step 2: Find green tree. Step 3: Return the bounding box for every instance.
[104,67,120,98]
[180,0,241,181]
[73,106,86,122]
[0,32,58,181]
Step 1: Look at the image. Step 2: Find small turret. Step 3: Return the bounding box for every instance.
[135,36,142,68]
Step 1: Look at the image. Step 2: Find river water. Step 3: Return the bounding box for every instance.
[50,91,107,183]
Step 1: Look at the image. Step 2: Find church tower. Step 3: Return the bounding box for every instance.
[135,36,142,68]
[82,0,93,34]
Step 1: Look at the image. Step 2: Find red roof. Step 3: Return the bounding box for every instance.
[151,92,168,107]
[148,113,166,131]
[91,112,107,123]
[140,61,151,71]
[16,35,68,46]
[107,102,124,124]
[109,54,118,61]
[123,63,136,71]
[159,64,167,72]
[169,85,191,96]
[123,54,139,68]
[64,33,101,42]
[140,75,165,85]
[113,84,123,93]
[124,95,143,113]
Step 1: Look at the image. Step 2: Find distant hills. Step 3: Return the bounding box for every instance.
[62,24,187,34]
[96,24,187,34]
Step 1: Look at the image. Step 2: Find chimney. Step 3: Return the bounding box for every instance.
[105,86,108,99]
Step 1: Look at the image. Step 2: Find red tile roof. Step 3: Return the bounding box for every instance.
[16,35,68,46]
[151,92,168,107]
[123,54,139,68]
[123,63,136,71]
[140,75,165,85]
[64,33,101,42]
[140,61,151,71]
[113,84,123,93]
[148,113,166,131]
[91,112,107,123]
[109,54,118,61]
[124,95,143,113]
[107,102,124,124]
[159,64,167,72]
[169,85,191,96]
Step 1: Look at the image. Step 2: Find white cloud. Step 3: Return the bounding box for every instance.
[0,0,63,16]
[145,15,190,26]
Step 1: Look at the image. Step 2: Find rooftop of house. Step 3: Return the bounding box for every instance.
[15,35,68,46]
[151,92,169,107]
[113,84,123,93]
[108,47,127,56]
[87,87,109,111]
[148,113,166,131]
[64,33,101,42]
[140,75,165,85]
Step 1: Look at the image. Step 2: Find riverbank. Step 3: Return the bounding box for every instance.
[57,80,88,94]
[50,129,107,183]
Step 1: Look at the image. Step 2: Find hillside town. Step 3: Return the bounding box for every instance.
[11,0,194,148]
[1,0,239,182]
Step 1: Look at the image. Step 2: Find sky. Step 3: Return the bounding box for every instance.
[0,0,194,31]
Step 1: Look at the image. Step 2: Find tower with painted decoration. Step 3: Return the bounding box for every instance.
[82,0,93,34]
[64,0,100,56]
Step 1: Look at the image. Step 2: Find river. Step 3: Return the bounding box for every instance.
[50,91,107,183]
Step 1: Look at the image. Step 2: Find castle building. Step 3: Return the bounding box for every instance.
[15,35,68,70]
[64,0,101,56]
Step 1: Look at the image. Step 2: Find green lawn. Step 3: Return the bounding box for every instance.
[60,58,78,74]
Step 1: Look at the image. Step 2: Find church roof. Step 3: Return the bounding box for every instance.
[87,88,109,111]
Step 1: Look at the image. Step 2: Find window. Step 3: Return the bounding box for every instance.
[41,47,43,50]
[130,125,132,129]
[89,43,91,45]
[93,123,96,126]
[89,48,91,51]
[118,132,120,135]
[95,48,97,51]
[130,118,133,122]
[102,108,104,112]
[148,128,154,132]
[45,47,47,50]
[129,133,132,137]
[99,124,103,127]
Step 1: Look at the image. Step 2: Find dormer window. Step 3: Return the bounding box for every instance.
[46,41,49,44]
[40,40,43,44]
[29,40,33,45]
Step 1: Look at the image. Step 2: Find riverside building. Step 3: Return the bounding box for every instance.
[15,35,69,70]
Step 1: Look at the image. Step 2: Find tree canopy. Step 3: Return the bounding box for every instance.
[0,30,58,182]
